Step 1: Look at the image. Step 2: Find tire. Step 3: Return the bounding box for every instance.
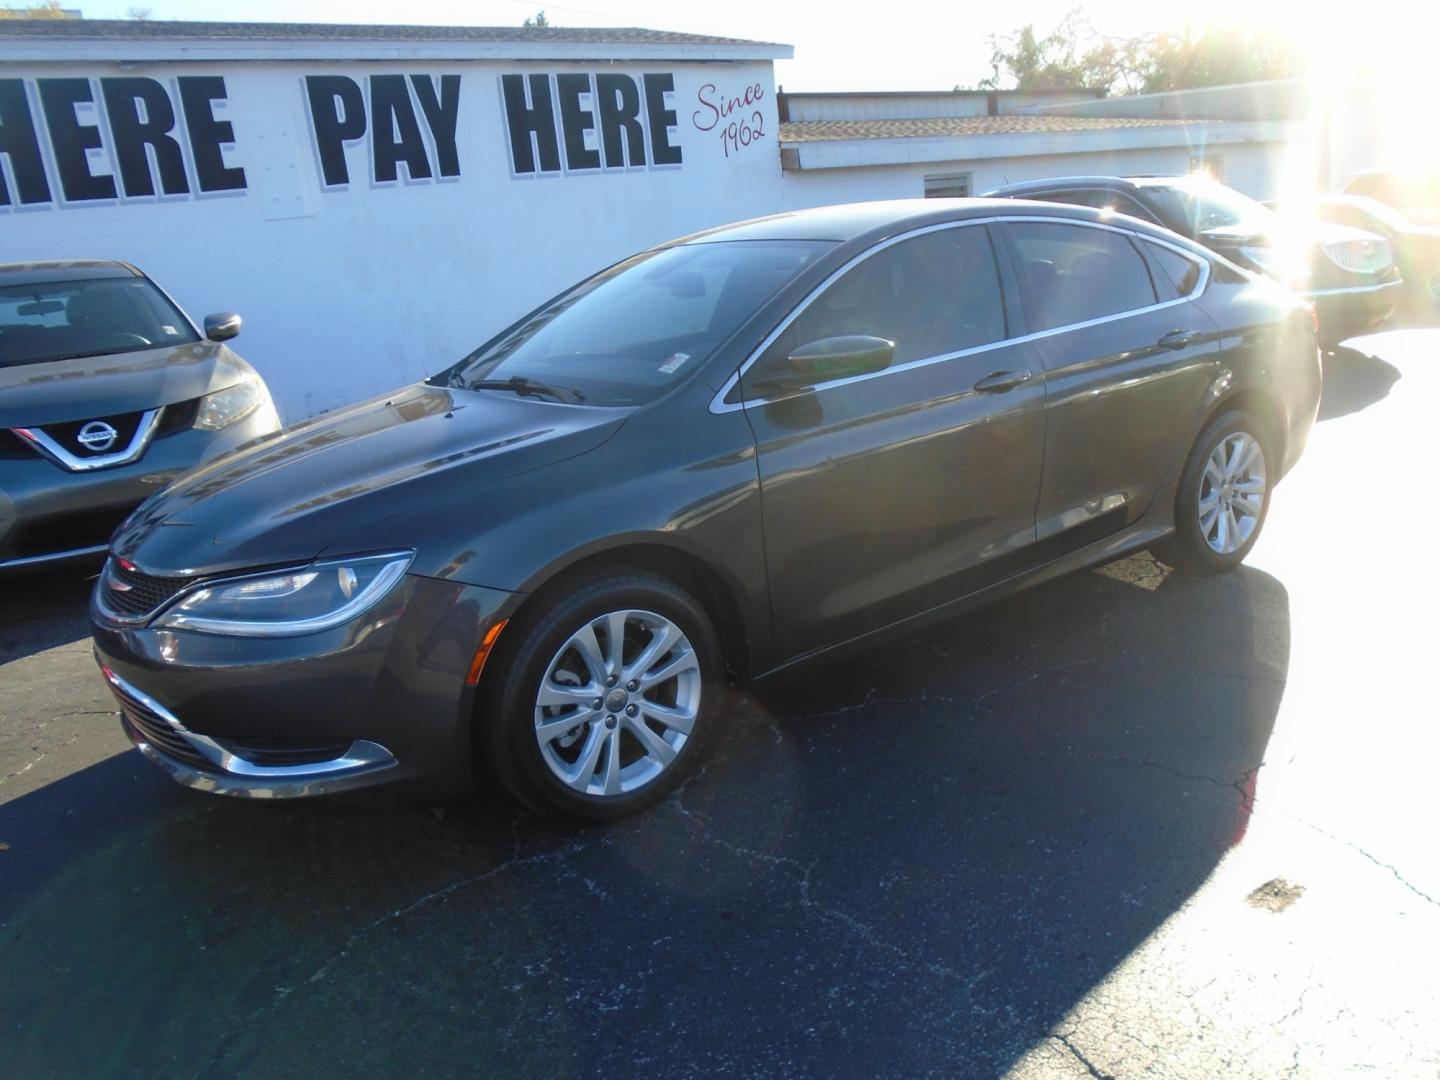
[479,569,724,821]
[1154,409,1273,575]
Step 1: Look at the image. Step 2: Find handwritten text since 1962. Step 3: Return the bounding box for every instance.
[691,81,766,158]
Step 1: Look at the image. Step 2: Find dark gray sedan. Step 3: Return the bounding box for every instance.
[2,260,279,571]
[90,200,1321,819]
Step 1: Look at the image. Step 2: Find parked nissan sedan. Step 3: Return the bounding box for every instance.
[91,200,1321,819]
[1,261,279,571]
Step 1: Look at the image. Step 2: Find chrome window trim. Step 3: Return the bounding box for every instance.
[707,215,1211,414]
[1302,280,1404,298]
[12,408,163,472]
[103,665,397,781]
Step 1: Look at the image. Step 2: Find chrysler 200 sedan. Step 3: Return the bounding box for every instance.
[91,200,1321,819]
[2,261,279,571]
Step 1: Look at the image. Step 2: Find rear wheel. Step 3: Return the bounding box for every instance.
[480,570,722,821]
[1155,410,1272,574]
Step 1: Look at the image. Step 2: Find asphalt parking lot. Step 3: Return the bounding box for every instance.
[3,327,1438,1078]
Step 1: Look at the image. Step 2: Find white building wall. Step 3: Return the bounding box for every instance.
[3,47,1301,424]
[1,57,787,420]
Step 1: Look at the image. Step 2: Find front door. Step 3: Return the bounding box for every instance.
[738,223,1048,661]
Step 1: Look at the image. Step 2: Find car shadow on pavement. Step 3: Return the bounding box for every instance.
[1319,346,1402,421]
[0,559,1288,1078]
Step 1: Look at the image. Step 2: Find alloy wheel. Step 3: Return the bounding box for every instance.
[533,608,701,797]
[1198,431,1267,555]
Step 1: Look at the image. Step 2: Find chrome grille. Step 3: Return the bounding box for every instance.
[100,558,196,619]
[1324,238,1392,274]
[112,684,212,771]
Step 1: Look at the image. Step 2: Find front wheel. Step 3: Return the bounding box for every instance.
[1155,410,1272,575]
[479,570,723,821]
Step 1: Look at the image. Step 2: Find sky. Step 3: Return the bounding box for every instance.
[62,0,1346,93]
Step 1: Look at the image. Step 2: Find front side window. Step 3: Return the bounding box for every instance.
[443,240,832,407]
[1007,222,1157,331]
[750,225,1007,384]
[0,277,199,368]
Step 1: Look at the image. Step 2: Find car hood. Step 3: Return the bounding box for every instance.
[0,340,249,428]
[1201,219,1384,250]
[110,382,629,575]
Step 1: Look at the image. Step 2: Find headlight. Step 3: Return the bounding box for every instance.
[195,376,264,431]
[1237,245,1311,286]
[154,552,413,636]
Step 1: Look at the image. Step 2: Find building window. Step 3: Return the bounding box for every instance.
[924,172,972,199]
[1189,154,1224,181]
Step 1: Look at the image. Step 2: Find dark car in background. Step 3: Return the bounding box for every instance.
[91,200,1320,820]
[985,174,1403,345]
[1305,193,1440,305]
[1,261,280,571]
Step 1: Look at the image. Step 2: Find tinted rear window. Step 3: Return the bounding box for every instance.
[0,277,199,368]
[1007,222,1157,331]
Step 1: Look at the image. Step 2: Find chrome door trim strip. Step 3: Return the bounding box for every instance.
[708,214,1210,414]
[11,408,163,472]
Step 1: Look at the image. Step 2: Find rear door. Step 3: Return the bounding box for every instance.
[999,218,1219,553]
[735,222,1048,660]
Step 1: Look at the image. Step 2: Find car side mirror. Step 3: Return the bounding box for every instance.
[203,312,242,342]
[751,335,895,397]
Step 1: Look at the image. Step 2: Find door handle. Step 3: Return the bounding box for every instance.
[973,369,1033,393]
[1158,329,1204,350]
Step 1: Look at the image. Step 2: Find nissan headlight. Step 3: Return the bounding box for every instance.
[154,552,413,636]
[195,376,264,431]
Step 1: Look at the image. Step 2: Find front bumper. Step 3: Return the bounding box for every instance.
[1306,279,1403,345]
[106,665,399,798]
[91,572,518,800]
[1,401,280,572]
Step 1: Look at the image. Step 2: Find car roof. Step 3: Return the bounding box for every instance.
[674,197,1120,246]
[985,175,1199,198]
[0,260,142,288]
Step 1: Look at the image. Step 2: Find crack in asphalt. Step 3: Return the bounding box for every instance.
[1051,1032,1117,1079]
[971,656,1113,712]
[670,772,995,999]
[1279,811,1439,909]
[0,720,109,784]
[1127,758,1264,804]
[197,828,606,1077]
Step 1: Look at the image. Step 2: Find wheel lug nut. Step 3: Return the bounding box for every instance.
[606,675,617,687]
[591,699,602,710]
[626,680,638,692]
[626,704,638,716]
[605,715,617,729]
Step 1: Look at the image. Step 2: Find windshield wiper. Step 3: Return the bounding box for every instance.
[465,375,585,404]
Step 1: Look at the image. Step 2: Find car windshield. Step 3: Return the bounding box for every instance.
[440,239,833,407]
[1144,178,1275,235]
[0,276,200,368]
